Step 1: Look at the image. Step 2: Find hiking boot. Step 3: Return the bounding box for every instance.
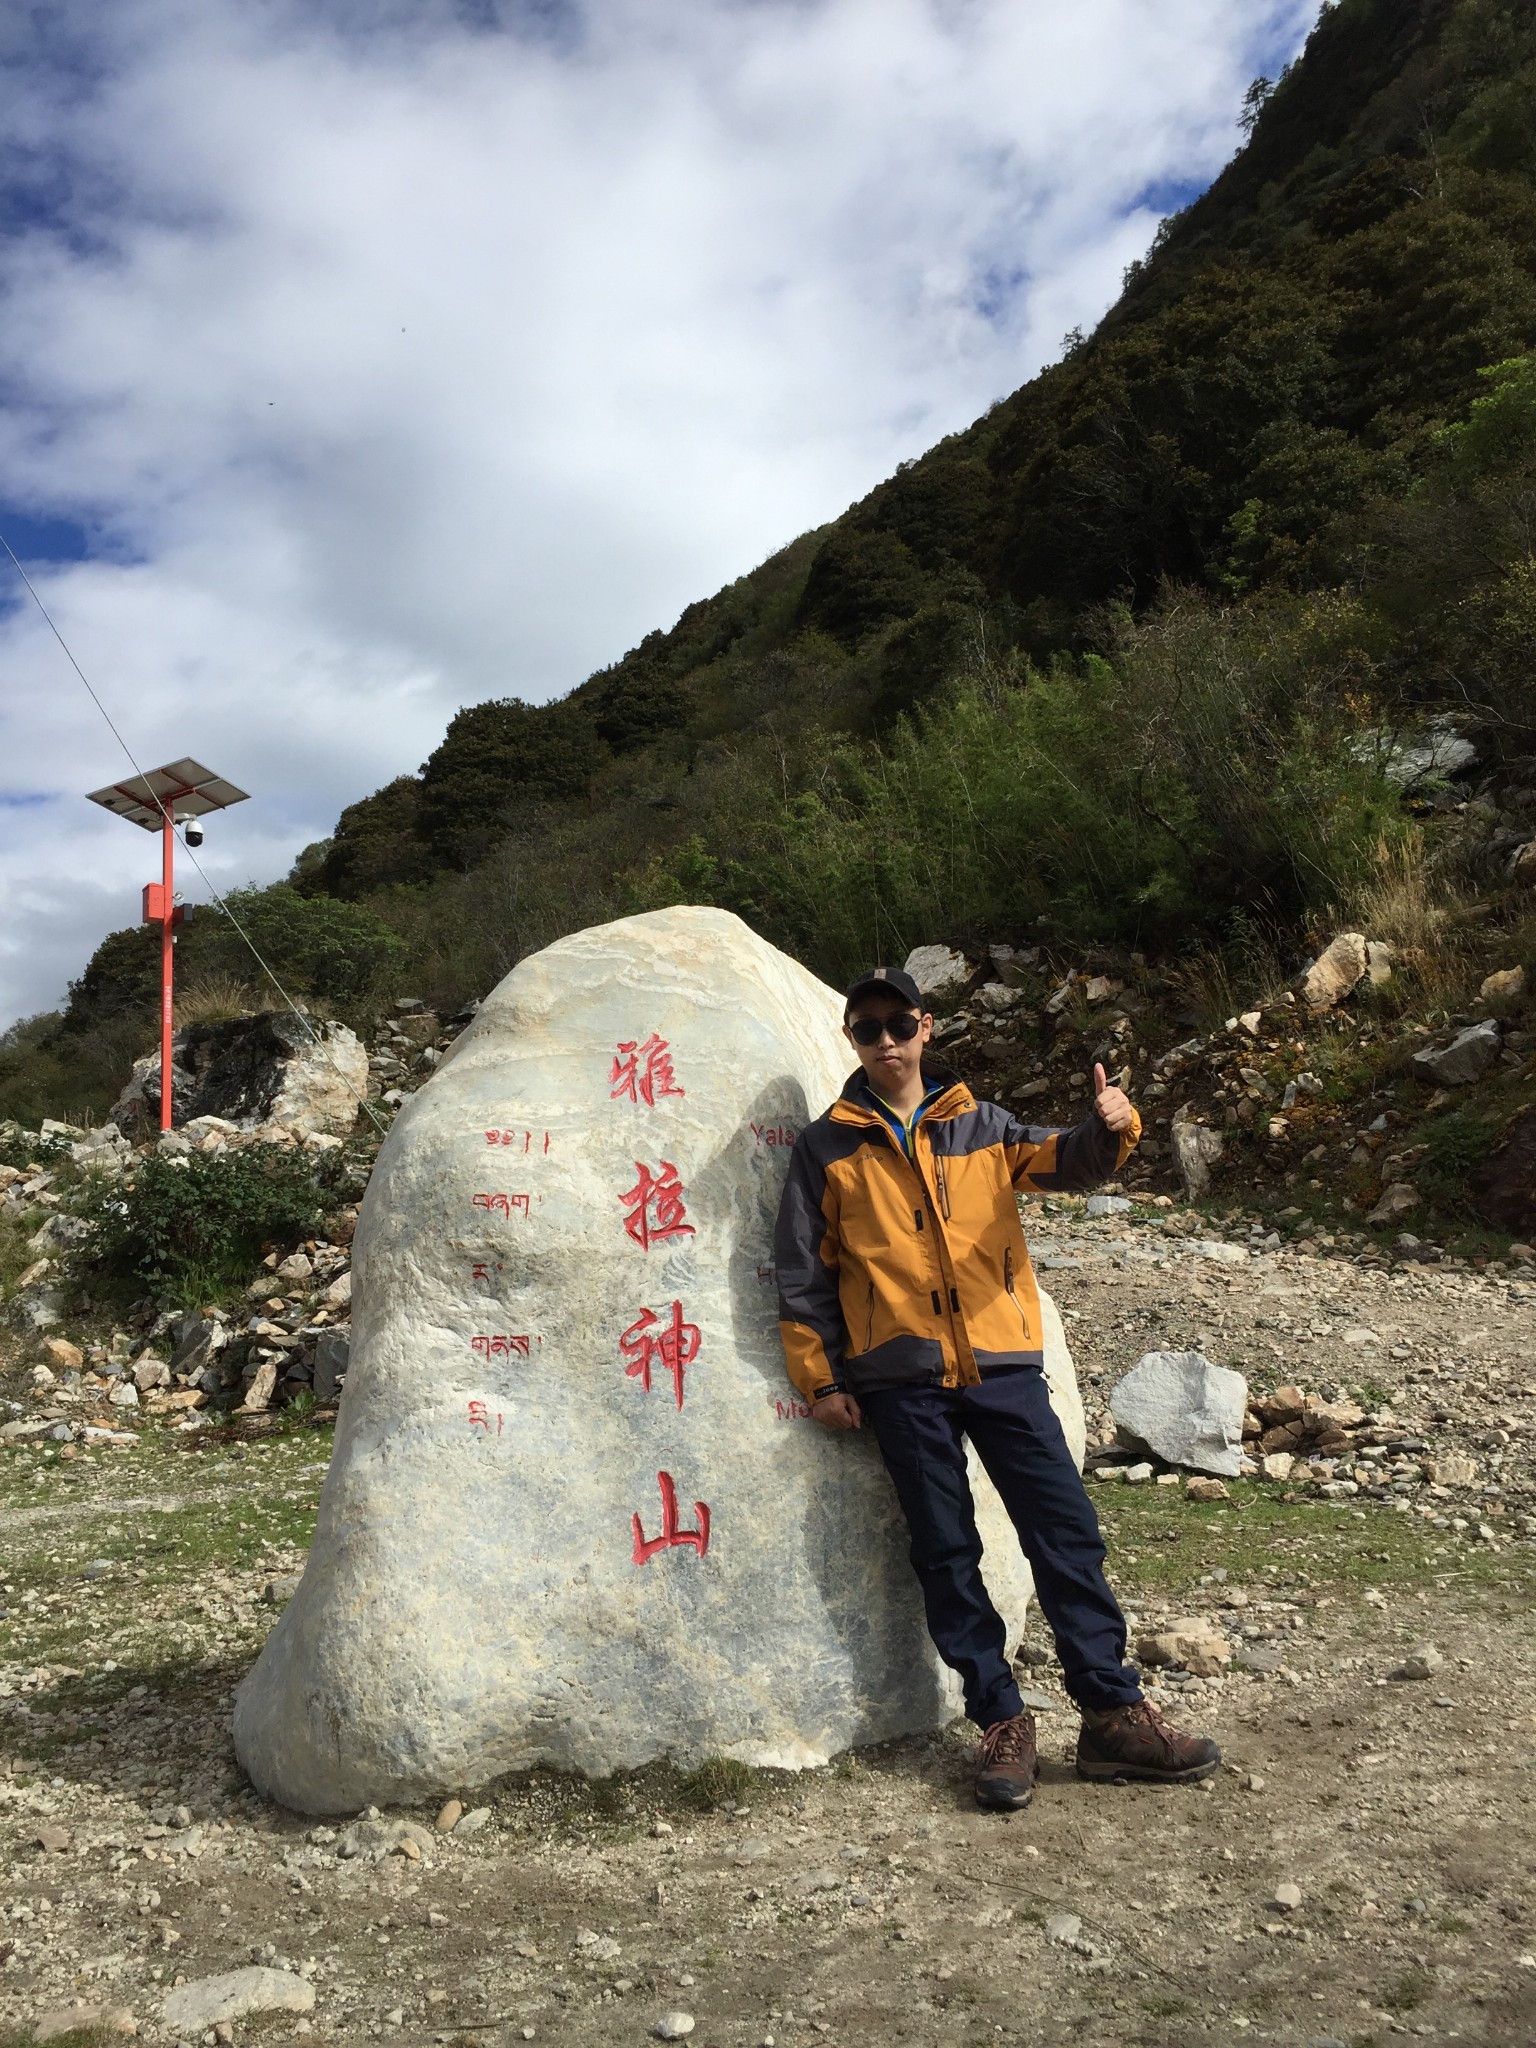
[975,1711,1037,1811]
[1075,1699,1221,1784]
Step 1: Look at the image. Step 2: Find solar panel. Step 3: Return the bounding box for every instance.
[86,759,251,831]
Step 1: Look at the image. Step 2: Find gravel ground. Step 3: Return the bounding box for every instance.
[3,1234,1536,2048]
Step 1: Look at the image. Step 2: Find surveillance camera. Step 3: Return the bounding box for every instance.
[182,817,205,847]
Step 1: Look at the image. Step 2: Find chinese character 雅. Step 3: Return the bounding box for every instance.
[610,1033,685,1108]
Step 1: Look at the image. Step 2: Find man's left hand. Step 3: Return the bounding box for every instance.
[1093,1061,1135,1134]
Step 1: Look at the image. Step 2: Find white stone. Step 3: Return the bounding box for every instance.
[1412,1020,1501,1088]
[1298,933,1368,1010]
[1193,1239,1248,1265]
[1044,1913,1081,1944]
[107,1380,140,1409]
[1481,966,1525,1004]
[1388,1646,1443,1681]
[233,908,1081,1812]
[1272,1881,1302,1913]
[901,945,974,1003]
[1171,1119,1224,1198]
[1366,1184,1420,1226]
[653,2016,695,2040]
[1110,1352,1246,1477]
[161,1969,315,2034]
[1261,1452,1294,1482]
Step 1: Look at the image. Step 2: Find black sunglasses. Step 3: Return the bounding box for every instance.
[848,1011,923,1046]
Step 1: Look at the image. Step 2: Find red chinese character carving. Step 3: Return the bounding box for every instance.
[610,1034,685,1107]
[631,1470,711,1565]
[620,1159,694,1251]
[468,1399,502,1435]
[619,1301,700,1411]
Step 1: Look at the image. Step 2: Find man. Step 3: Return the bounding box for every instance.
[775,965,1220,1811]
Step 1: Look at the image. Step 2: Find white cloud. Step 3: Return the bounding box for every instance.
[0,0,1319,1027]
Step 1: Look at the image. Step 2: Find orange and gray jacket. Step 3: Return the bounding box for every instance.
[775,1064,1140,1402]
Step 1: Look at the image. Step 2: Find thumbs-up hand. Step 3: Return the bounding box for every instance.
[1093,1061,1135,1134]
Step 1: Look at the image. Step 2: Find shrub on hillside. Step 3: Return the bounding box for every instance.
[83,1145,324,1307]
[61,885,407,1043]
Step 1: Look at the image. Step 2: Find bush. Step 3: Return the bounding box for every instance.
[83,1145,324,1307]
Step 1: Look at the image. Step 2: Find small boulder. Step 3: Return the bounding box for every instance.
[1412,1019,1501,1088]
[1480,965,1525,1005]
[42,1338,84,1373]
[902,945,975,1004]
[1425,1454,1477,1487]
[1185,1477,1230,1503]
[1135,1619,1230,1677]
[1171,1119,1225,1198]
[1508,839,1536,886]
[312,1329,350,1403]
[1298,933,1368,1010]
[1272,1880,1302,1913]
[1261,1452,1294,1482]
[1388,1646,1443,1682]
[161,1969,315,2035]
[1110,1352,1246,1477]
[337,1815,435,1863]
[1366,1183,1420,1226]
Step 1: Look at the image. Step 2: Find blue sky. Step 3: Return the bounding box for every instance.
[0,0,1321,1029]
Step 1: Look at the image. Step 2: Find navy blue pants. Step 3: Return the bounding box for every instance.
[860,1366,1142,1726]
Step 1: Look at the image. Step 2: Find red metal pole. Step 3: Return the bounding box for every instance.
[160,809,175,1132]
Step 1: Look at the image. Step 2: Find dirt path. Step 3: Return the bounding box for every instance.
[3,1235,1535,2048]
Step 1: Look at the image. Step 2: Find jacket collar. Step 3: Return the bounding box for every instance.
[830,1061,974,1129]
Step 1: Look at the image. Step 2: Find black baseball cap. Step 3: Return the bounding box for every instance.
[844,966,925,1017]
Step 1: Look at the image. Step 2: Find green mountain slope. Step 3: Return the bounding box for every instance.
[10,0,1536,1121]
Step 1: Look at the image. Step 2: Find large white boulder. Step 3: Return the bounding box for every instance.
[233,907,1083,1812]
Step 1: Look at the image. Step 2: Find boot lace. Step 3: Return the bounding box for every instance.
[980,1713,1034,1766]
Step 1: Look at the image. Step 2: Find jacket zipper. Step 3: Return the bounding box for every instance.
[865,1280,877,1352]
[1003,1246,1031,1335]
[933,1152,952,1221]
